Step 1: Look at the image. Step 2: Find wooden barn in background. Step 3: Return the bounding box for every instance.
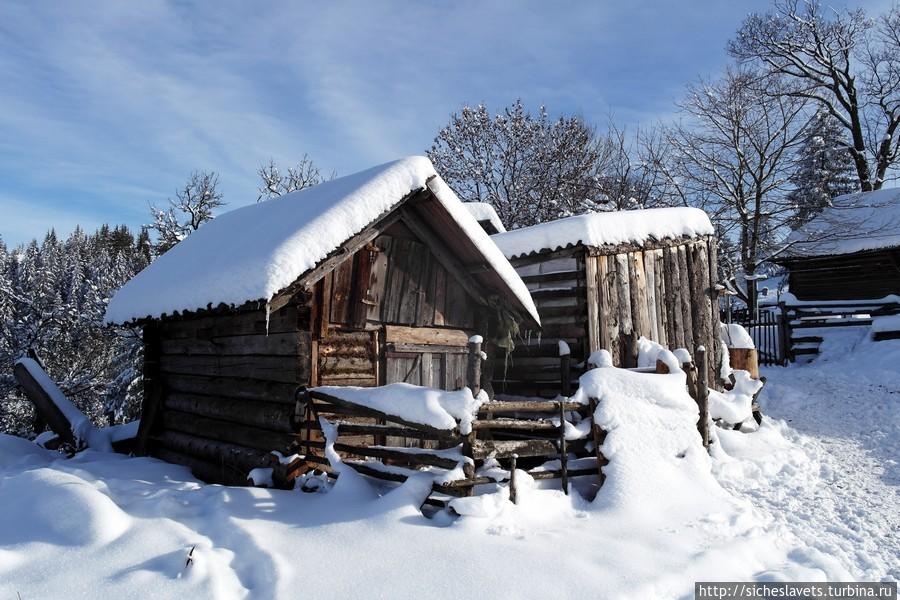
[105,157,540,486]
[775,188,900,302]
[488,207,722,397]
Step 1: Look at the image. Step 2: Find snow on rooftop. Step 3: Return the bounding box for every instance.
[490,207,714,258]
[105,157,538,325]
[463,202,506,233]
[784,187,900,258]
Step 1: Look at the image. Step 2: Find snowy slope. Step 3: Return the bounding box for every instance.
[104,157,538,326]
[784,187,900,258]
[491,206,714,258]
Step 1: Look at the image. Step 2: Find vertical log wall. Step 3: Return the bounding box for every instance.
[501,235,721,397]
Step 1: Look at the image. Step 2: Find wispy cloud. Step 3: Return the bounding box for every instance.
[1,0,893,246]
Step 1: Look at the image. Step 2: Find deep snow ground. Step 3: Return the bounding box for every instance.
[0,333,897,599]
[716,330,899,583]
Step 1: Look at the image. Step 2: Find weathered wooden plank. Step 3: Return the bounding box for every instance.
[384,325,469,346]
[666,246,684,348]
[160,332,305,357]
[310,390,460,437]
[160,304,302,339]
[677,244,695,352]
[472,418,559,431]
[161,410,298,452]
[643,250,659,342]
[366,235,391,322]
[162,373,300,404]
[153,430,274,474]
[159,354,300,384]
[472,438,557,459]
[332,443,459,469]
[329,254,355,325]
[164,393,297,433]
[477,400,584,413]
[585,256,601,357]
[398,239,427,325]
[604,254,621,365]
[653,249,668,348]
[12,361,78,448]
[629,251,651,341]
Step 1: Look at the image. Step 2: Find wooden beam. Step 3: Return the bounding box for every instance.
[384,325,469,346]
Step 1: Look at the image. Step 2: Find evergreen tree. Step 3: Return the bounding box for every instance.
[788,110,858,228]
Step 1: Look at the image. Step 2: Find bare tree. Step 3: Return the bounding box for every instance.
[730,0,900,191]
[257,155,333,202]
[598,123,690,210]
[428,100,612,228]
[149,171,225,254]
[666,68,809,312]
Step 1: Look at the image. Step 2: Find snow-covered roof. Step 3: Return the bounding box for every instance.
[491,207,714,259]
[463,202,506,233]
[105,157,539,325]
[783,188,900,259]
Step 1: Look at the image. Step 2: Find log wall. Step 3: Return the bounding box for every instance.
[784,248,900,301]
[500,235,721,397]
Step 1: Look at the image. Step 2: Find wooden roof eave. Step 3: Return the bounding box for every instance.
[774,244,900,267]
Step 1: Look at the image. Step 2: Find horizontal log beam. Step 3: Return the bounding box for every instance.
[310,390,459,438]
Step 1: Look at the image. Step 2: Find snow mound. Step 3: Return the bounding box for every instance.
[573,368,733,520]
[871,314,900,334]
[0,467,130,547]
[709,371,762,424]
[491,206,713,258]
[105,156,538,326]
[314,383,484,434]
[636,336,681,371]
[721,323,755,349]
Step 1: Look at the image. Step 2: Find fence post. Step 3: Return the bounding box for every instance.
[509,454,518,504]
[466,335,483,397]
[559,341,571,397]
[778,302,792,365]
[559,399,569,495]
[696,347,710,449]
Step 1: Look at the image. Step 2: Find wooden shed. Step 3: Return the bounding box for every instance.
[104,157,540,486]
[488,207,723,397]
[775,188,900,301]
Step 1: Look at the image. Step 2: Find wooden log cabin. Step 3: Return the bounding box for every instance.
[104,157,540,486]
[487,207,723,397]
[774,188,900,302]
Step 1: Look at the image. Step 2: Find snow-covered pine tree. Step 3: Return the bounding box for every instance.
[0,224,150,436]
[788,110,858,228]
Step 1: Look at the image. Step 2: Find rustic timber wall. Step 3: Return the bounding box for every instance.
[784,248,900,301]
[498,235,721,397]
[142,300,310,485]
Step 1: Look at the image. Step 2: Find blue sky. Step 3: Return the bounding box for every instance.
[0,1,891,246]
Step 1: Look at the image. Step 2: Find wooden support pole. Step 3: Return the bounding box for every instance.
[466,336,483,397]
[509,454,518,505]
[696,347,710,449]
[559,343,572,398]
[559,400,569,495]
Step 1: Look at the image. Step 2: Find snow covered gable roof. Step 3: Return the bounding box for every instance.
[782,188,900,259]
[105,156,539,326]
[490,207,715,259]
[463,202,506,234]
